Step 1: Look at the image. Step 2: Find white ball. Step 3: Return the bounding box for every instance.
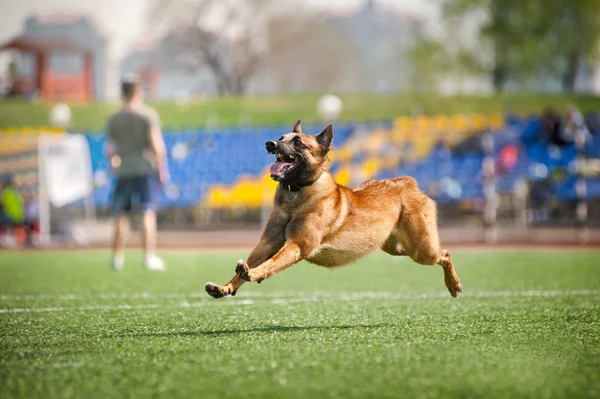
[50,103,72,128]
[171,142,189,161]
[164,183,180,200]
[317,94,343,121]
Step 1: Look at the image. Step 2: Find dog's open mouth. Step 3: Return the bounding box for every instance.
[269,152,300,179]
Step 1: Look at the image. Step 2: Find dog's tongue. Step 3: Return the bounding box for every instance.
[270,161,293,176]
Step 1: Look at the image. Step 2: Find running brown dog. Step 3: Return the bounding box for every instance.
[205,120,462,298]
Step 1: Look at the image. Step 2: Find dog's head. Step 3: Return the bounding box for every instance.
[266,119,333,184]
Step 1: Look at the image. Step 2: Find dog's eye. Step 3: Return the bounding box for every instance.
[279,136,285,141]
[293,137,303,146]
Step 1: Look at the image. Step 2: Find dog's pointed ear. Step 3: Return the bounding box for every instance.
[293,119,302,133]
[316,124,334,149]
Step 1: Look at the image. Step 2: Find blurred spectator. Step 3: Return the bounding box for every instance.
[0,175,23,247]
[0,176,39,247]
[565,107,593,144]
[541,108,571,147]
[22,190,40,244]
[0,175,24,225]
[521,107,592,149]
[584,112,600,135]
[497,144,519,175]
[453,131,484,156]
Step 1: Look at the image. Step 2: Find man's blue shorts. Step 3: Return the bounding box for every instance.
[110,176,159,214]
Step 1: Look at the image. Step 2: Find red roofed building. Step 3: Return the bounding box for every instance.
[0,35,94,102]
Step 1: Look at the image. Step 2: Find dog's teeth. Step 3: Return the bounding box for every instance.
[290,155,295,159]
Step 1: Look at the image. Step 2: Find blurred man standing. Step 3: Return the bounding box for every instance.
[105,76,169,271]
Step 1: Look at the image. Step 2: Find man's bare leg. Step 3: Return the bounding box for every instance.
[141,209,165,270]
[111,213,129,270]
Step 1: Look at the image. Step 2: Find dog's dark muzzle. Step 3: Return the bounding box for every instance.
[266,141,277,153]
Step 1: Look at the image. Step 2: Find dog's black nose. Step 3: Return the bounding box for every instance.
[266,141,277,150]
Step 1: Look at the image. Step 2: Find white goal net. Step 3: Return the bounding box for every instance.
[0,130,95,246]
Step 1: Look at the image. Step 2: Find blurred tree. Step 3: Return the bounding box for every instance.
[441,0,600,92]
[263,16,362,92]
[442,0,543,92]
[538,0,600,92]
[407,39,450,93]
[149,0,347,95]
[408,38,486,94]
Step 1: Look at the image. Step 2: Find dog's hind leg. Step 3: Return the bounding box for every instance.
[382,235,408,256]
[393,193,462,297]
[437,249,462,298]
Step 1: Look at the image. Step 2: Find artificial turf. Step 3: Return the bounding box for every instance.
[0,248,599,399]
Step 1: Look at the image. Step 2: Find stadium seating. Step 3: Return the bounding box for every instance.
[84,114,600,208]
[2,115,599,211]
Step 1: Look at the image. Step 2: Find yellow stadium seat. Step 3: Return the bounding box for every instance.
[415,117,434,133]
[335,165,351,186]
[362,158,379,177]
[433,115,451,132]
[365,132,386,153]
[381,157,399,170]
[229,177,263,207]
[471,114,488,130]
[453,114,470,132]
[391,126,410,143]
[490,114,505,129]
[330,148,352,162]
[26,173,38,185]
[393,117,411,133]
[260,171,274,185]
[205,184,230,208]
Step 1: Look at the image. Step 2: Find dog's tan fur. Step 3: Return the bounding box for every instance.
[205,120,462,298]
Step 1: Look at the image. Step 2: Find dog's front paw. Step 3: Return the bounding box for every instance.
[205,282,227,298]
[235,259,252,282]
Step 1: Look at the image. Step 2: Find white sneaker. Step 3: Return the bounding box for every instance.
[144,255,166,271]
[111,255,124,271]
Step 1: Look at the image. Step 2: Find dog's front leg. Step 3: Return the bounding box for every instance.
[205,212,287,298]
[236,241,303,282]
[236,219,323,282]
[205,237,285,298]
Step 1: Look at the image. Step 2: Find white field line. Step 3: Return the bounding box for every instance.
[1,289,599,302]
[0,291,312,301]
[0,290,598,314]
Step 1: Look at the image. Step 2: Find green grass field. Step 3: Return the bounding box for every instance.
[1,248,599,399]
[2,93,600,131]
